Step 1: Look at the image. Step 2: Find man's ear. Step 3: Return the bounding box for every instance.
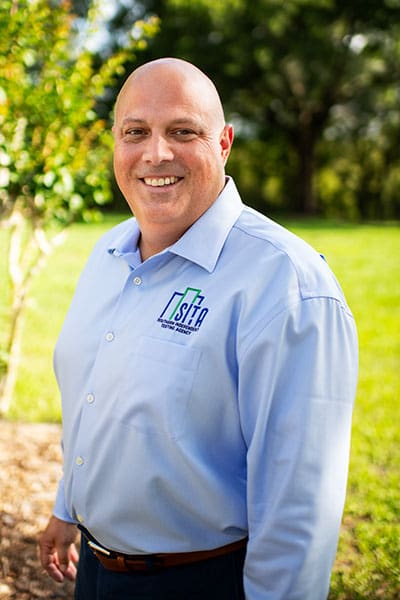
[220,124,234,165]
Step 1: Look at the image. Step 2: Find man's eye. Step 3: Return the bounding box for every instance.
[125,129,146,136]
[173,129,197,138]
[122,128,151,140]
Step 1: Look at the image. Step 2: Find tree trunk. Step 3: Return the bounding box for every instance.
[0,208,65,416]
[293,122,318,215]
[0,209,27,416]
[0,289,26,416]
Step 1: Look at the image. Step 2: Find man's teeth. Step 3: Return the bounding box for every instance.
[144,176,179,187]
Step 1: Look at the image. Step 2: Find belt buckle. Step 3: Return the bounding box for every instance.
[87,538,163,572]
[88,540,112,556]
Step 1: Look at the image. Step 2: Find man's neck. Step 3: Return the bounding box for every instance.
[138,228,184,261]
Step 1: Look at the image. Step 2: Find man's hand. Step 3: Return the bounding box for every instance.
[39,516,79,583]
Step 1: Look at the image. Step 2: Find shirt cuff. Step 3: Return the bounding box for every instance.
[53,477,76,524]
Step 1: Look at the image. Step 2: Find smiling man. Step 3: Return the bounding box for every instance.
[39,58,358,600]
[113,60,233,260]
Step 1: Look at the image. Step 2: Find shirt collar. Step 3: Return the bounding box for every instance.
[108,219,140,256]
[169,177,243,273]
[107,177,243,273]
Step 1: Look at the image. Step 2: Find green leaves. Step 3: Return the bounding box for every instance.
[0,1,158,413]
[0,0,158,226]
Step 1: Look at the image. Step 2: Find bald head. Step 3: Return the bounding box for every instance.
[114,58,226,130]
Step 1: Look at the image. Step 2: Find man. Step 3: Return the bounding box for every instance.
[39,58,358,599]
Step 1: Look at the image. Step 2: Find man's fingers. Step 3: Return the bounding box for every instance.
[57,543,71,574]
[45,560,65,583]
[39,516,78,583]
[59,543,78,581]
[39,532,64,582]
[69,542,80,564]
[40,543,77,583]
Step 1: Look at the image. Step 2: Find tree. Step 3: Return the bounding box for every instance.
[106,0,400,217]
[0,0,158,415]
[218,0,400,215]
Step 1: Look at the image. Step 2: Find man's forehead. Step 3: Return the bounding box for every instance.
[115,85,209,128]
[118,74,205,109]
[114,61,225,128]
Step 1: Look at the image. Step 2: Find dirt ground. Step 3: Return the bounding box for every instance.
[0,421,75,600]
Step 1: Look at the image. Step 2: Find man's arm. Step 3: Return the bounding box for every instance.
[239,297,358,599]
[39,515,79,582]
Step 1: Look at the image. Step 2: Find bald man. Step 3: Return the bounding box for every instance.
[39,58,358,599]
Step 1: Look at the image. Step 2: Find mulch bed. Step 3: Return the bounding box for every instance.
[0,421,75,599]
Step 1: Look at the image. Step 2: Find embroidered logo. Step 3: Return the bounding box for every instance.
[158,287,209,335]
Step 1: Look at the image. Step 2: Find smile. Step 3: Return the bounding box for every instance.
[142,176,182,187]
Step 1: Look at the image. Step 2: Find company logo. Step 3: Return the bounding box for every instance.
[158,287,209,335]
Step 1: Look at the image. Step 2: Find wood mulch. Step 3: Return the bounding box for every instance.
[0,421,75,599]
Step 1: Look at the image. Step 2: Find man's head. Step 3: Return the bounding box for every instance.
[113,58,234,255]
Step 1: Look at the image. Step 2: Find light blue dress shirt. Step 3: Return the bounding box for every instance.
[53,177,358,599]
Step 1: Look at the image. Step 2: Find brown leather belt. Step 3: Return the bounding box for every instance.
[80,527,247,573]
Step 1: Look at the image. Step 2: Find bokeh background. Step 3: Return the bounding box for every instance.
[1,1,399,598]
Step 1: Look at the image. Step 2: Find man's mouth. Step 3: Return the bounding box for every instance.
[142,176,182,187]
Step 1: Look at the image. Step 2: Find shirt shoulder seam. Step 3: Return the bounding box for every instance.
[240,295,354,359]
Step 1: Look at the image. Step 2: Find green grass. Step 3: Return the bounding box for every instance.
[1,217,399,597]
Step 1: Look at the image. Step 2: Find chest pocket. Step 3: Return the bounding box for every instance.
[115,335,202,439]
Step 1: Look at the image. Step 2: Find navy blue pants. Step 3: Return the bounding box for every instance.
[75,535,246,600]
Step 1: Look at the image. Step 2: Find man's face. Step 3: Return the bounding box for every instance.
[113,64,233,243]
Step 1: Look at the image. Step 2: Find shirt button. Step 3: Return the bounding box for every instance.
[75,456,84,466]
[86,393,95,404]
[105,331,114,342]
[133,276,142,286]
[77,514,84,523]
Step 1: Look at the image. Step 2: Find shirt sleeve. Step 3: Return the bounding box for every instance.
[53,476,76,524]
[238,296,358,600]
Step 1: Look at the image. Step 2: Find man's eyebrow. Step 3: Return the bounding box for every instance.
[120,117,203,128]
[121,117,146,127]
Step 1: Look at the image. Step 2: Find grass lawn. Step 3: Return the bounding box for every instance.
[1,216,399,597]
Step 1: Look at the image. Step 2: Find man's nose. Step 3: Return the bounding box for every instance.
[142,135,174,164]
